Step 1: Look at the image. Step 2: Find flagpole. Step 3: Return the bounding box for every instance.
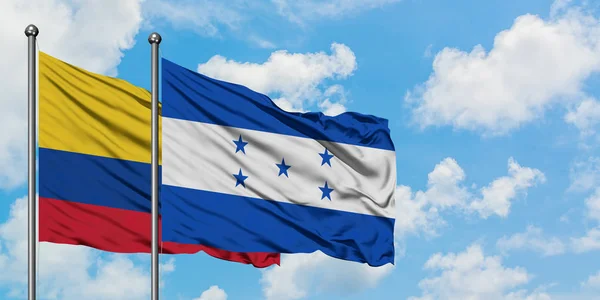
[24,24,39,300]
[148,32,162,300]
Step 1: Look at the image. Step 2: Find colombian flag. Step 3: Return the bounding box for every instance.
[37,51,279,267]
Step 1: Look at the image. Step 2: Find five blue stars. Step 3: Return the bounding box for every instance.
[319,148,334,167]
[233,168,248,188]
[233,135,248,154]
[276,158,292,177]
[233,136,335,199]
[319,181,334,200]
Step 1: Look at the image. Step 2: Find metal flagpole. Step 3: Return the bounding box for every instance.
[148,32,162,300]
[25,24,39,300]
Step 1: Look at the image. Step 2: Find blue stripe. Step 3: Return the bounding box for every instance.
[39,147,156,213]
[161,184,395,266]
[161,58,395,151]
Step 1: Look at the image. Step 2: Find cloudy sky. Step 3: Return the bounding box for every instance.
[1,0,600,299]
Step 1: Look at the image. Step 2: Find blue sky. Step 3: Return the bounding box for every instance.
[1,0,600,299]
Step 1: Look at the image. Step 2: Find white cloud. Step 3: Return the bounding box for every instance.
[317,85,348,116]
[194,285,228,300]
[569,185,600,253]
[394,184,444,239]
[504,289,553,300]
[496,225,566,257]
[0,196,174,299]
[581,270,600,289]
[585,188,600,222]
[143,0,244,37]
[405,4,600,135]
[272,98,306,113]
[272,0,401,25]
[318,99,347,116]
[419,157,470,209]
[468,158,546,218]
[396,157,545,239]
[143,0,396,46]
[145,0,400,40]
[197,43,356,112]
[160,257,175,273]
[248,35,277,49]
[550,0,574,17]
[394,158,467,238]
[565,98,600,137]
[409,243,548,300]
[571,228,600,253]
[0,0,145,189]
[259,251,393,300]
[569,157,600,193]
[424,44,434,58]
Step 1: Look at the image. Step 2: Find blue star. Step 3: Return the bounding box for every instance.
[233,168,248,188]
[233,135,248,154]
[319,181,334,200]
[319,148,334,167]
[276,158,291,177]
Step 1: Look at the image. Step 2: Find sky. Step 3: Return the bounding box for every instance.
[1,0,600,299]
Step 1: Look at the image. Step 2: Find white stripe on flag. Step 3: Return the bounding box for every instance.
[162,117,396,219]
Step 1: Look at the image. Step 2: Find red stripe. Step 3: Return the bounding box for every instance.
[39,197,280,268]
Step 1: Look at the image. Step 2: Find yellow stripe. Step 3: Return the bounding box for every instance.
[39,51,162,164]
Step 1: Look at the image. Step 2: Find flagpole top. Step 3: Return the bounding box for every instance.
[148,32,162,44]
[24,24,39,37]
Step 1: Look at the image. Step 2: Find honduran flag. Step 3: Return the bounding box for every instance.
[37,51,279,267]
[160,58,397,266]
